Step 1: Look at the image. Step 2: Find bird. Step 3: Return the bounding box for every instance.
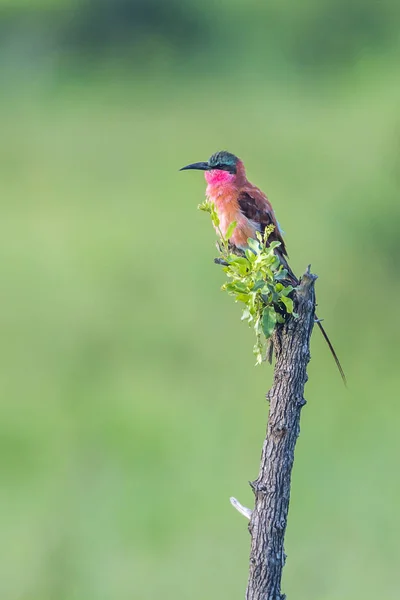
[180,150,346,384]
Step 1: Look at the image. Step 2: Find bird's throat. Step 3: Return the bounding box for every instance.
[204,169,236,186]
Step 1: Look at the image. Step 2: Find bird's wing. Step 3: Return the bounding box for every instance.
[238,190,288,257]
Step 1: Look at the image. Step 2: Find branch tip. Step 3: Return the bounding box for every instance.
[297,267,318,297]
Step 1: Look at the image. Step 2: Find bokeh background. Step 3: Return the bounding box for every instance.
[1,1,400,599]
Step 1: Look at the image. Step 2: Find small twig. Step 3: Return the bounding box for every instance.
[230,496,252,520]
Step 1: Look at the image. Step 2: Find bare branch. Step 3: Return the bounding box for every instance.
[245,267,317,600]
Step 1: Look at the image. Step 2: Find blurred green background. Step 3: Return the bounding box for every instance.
[1,1,400,599]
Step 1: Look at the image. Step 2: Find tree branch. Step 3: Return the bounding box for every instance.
[244,266,317,600]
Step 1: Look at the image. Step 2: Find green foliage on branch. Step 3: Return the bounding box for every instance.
[198,199,296,365]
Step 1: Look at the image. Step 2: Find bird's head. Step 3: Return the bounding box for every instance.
[180,151,245,185]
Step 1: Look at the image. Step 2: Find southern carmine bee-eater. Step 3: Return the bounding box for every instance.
[180,150,346,384]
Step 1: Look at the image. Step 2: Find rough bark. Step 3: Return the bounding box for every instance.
[245,267,317,600]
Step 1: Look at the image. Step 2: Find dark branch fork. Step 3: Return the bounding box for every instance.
[230,267,317,600]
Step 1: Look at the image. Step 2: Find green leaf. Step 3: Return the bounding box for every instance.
[247,238,261,254]
[231,281,249,292]
[261,292,273,305]
[262,306,277,339]
[225,220,237,240]
[280,285,294,297]
[236,293,251,303]
[225,254,250,276]
[225,287,246,296]
[275,268,288,281]
[280,295,294,314]
[245,249,256,262]
[268,241,281,250]
[227,254,248,265]
[252,279,266,292]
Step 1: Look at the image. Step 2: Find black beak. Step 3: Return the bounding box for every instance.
[179,161,209,172]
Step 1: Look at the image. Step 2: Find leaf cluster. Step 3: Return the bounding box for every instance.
[199,199,296,364]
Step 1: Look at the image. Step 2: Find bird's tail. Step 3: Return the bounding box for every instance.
[315,319,347,386]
